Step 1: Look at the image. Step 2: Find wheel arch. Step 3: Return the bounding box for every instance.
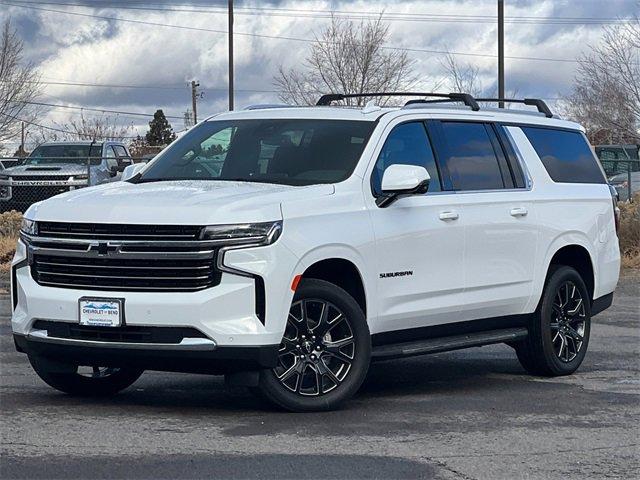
[546,244,596,302]
[299,257,368,318]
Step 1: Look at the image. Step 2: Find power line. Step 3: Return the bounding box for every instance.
[0,110,138,138]
[10,79,285,93]
[0,0,610,64]
[24,100,184,119]
[7,0,635,25]
[35,80,187,90]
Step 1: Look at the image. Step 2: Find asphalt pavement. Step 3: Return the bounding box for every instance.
[1,272,638,479]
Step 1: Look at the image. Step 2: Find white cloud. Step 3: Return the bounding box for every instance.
[1,0,637,135]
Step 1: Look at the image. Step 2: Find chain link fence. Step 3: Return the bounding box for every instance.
[0,156,129,213]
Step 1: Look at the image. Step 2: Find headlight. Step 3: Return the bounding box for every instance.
[201,221,282,246]
[0,185,10,199]
[74,174,89,180]
[21,218,38,236]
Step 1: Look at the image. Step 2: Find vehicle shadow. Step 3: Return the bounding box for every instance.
[23,345,527,415]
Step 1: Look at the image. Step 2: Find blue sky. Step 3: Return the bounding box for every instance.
[1,0,638,143]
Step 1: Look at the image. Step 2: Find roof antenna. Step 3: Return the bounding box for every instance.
[362,100,381,114]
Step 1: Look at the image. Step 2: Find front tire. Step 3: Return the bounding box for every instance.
[516,266,591,376]
[258,278,371,412]
[29,356,143,396]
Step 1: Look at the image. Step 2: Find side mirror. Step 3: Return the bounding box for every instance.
[377,164,430,207]
[121,162,146,182]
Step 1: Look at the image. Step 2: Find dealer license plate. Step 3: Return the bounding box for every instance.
[78,298,123,327]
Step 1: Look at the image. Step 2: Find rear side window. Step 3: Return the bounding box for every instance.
[522,127,605,184]
[371,122,441,196]
[439,122,505,191]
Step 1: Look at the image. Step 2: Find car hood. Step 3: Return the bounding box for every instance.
[2,164,89,176]
[27,180,335,224]
[610,172,640,183]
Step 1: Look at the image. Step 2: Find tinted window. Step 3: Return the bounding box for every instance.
[26,144,103,165]
[495,125,527,188]
[140,119,375,186]
[372,122,441,195]
[439,122,505,190]
[522,127,605,184]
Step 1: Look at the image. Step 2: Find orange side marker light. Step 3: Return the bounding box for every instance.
[291,274,302,291]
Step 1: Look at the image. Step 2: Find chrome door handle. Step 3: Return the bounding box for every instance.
[510,207,528,217]
[439,211,459,221]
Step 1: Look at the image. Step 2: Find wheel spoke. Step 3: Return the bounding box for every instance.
[557,333,566,359]
[278,361,299,382]
[556,290,565,309]
[296,363,308,393]
[565,325,584,342]
[312,302,331,336]
[567,298,583,316]
[279,337,298,354]
[323,338,354,363]
[566,335,578,358]
[317,358,340,386]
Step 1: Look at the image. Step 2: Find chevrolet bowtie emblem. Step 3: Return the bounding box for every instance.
[89,242,121,256]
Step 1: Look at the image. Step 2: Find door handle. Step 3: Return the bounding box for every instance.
[510,207,528,217]
[439,211,459,221]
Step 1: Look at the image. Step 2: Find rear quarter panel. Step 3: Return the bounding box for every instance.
[507,126,620,310]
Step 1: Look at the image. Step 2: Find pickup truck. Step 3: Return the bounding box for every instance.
[0,141,133,213]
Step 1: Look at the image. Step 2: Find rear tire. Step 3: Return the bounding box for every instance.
[516,266,591,376]
[29,356,143,396]
[257,278,371,412]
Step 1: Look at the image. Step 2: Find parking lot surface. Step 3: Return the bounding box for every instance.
[1,273,638,479]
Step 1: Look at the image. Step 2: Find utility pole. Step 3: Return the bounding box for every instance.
[498,0,505,108]
[228,0,234,111]
[17,122,26,158]
[191,80,200,123]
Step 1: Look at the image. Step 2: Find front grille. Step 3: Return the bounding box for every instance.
[32,320,207,344]
[12,185,71,201]
[38,222,202,240]
[11,175,74,181]
[28,222,221,292]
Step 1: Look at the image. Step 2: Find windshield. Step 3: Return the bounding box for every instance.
[139,119,375,186]
[26,145,103,166]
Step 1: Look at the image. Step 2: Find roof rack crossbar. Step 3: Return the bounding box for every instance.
[475,98,554,118]
[316,92,480,111]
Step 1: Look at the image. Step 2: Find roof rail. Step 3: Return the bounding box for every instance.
[243,104,291,110]
[475,98,554,118]
[316,92,480,111]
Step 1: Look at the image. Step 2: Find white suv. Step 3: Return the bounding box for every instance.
[11,93,620,411]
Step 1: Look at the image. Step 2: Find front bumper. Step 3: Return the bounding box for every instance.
[11,222,300,371]
[13,332,278,373]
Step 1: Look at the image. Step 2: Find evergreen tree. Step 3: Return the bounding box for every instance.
[145,110,176,146]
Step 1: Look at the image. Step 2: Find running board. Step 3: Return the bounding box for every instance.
[371,327,528,361]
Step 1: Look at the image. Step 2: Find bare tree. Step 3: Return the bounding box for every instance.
[440,53,482,97]
[0,19,41,151]
[275,15,416,106]
[440,52,520,107]
[32,112,134,145]
[564,19,640,143]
